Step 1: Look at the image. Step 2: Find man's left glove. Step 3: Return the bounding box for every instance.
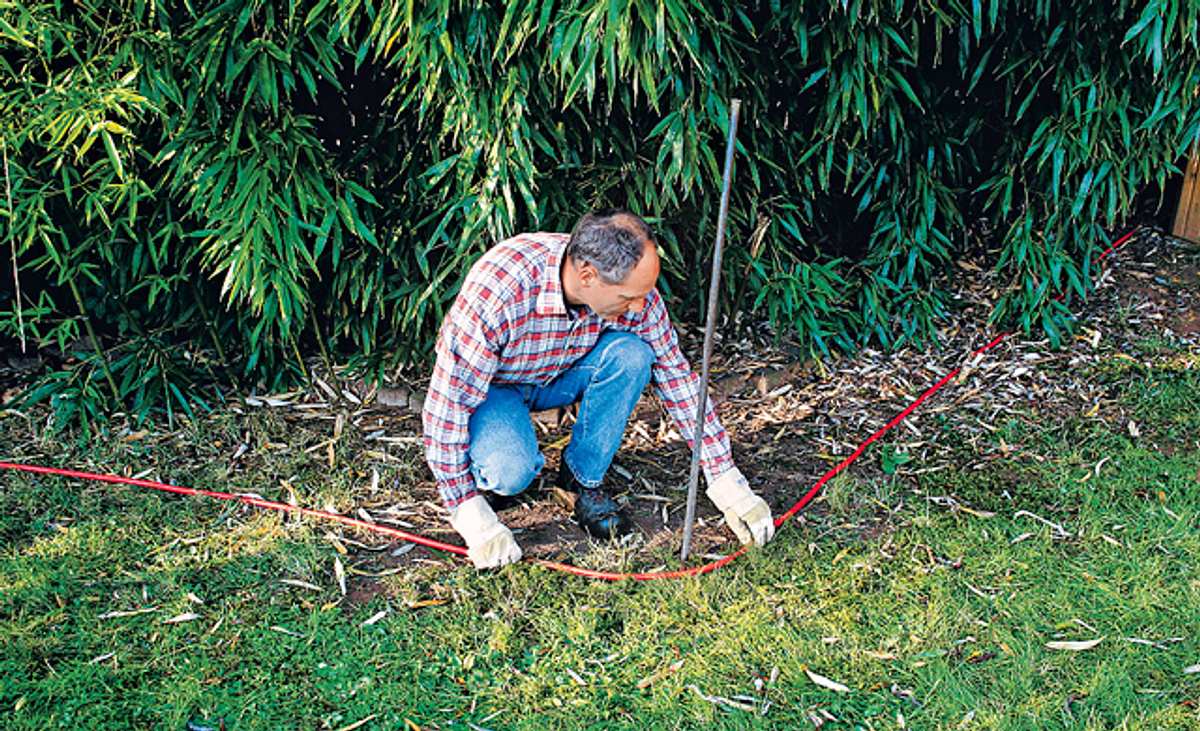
[706,467,775,546]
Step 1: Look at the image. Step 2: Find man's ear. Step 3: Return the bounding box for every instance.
[577,261,598,287]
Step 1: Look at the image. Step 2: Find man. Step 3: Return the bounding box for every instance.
[422,210,775,569]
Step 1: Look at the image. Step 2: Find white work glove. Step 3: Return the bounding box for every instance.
[706,467,775,546]
[449,495,523,569]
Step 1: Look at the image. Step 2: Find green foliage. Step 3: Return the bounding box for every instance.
[1,0,1199,425]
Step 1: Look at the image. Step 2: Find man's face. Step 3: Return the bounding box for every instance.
[578,242,661,322]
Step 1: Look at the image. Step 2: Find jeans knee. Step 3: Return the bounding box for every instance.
[600,333,654,382]
[473,449,544,496]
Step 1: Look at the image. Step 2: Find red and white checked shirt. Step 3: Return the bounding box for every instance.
[423,232,736,508]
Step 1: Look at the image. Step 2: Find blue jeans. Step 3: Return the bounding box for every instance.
[467,331,654,494]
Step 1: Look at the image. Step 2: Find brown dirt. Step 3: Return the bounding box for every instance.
[1116,264,1200,336]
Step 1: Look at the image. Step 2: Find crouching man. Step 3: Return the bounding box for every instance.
[422,209,775,569]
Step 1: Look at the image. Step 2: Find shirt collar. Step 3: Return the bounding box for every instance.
[536,235,574,317]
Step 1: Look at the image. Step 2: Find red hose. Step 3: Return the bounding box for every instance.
[0,229,1138,580]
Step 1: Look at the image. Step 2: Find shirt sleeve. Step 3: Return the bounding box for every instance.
[625,288,735,482]
[422,295,506,509]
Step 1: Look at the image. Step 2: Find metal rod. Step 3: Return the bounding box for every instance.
[681,98,741,562]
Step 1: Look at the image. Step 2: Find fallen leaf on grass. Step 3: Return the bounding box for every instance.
[687,684,757,712]
[333,714,377,731]
[280,578,323,592]
[1183,663,1200,675]
[405,598,447,610]
[162,612,201,624]
[334,557,347,596]
[98,606,158,619]
[959,505,995,518]
[805,667,851,693]
[1124,636,1182,649]
[360,610,388,627]
[1045,638,1104,651]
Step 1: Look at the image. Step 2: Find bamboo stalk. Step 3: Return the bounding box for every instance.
[309,305,337,384]
[67,278,121,403]
[291,336,311,384]
[2,141,23,353]
[189,279,232,368]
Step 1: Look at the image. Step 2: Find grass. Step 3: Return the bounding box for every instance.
[2,342,1198,729]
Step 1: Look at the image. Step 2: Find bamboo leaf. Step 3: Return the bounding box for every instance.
[100,130,124,181]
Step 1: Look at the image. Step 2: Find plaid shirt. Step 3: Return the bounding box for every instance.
[423,232,736,508]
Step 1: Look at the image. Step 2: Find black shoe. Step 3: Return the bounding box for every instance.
[557,461,633,540]
[481,489,526,512]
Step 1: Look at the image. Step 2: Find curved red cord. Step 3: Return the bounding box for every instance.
[0,229,1138,580]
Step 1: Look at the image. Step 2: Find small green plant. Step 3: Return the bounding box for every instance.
[820,472,862,515]
[880,444,914,475]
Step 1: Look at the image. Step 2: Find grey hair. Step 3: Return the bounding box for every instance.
[565,209,654,284]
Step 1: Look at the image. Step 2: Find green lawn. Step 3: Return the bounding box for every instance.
[2,341,1198,729]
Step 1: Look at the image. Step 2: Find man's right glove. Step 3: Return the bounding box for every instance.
[449,494,523,569]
